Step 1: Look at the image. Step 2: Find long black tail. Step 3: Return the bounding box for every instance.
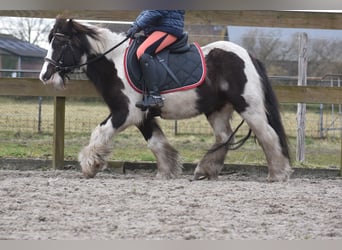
[251,56,291,161]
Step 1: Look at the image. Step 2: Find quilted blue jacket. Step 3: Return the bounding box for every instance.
[134,10,185,38]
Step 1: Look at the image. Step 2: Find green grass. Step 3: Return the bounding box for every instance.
[0,97,340,169]
[0,130,340,169]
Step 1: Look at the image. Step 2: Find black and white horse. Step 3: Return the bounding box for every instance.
[39,17,292,181]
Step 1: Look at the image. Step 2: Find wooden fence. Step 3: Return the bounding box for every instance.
[0,78,341,175]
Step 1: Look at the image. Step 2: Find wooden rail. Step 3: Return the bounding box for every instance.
[0,78,341,174]
[1,78,341,103]
[1,10,342,30]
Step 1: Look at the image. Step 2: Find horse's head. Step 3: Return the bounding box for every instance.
[39,16,98,90]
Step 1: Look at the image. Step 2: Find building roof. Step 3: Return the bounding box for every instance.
[0,34,46,58]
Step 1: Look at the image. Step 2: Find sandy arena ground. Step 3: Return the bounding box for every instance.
[0,168,341,240]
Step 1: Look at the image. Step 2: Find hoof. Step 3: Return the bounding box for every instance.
[192,172,209,181]
[156,171,179,180]
[267,168,293,182]
[78,146,108,179]
[193,166,219,181]
[81,164,103,179]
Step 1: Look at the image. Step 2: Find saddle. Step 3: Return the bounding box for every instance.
[123,33,206,94]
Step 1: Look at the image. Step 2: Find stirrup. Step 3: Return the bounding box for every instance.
[136,94,164,111]
[149,95,164,108]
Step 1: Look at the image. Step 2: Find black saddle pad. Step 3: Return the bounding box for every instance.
[124,35,206,94]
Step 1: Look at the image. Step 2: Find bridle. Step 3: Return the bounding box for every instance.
[45,32,129,79]
[44,33,76,79]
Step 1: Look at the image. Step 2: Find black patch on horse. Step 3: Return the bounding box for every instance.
[124,34,206,94]
[86,55,130,129]
[197,48,249,115]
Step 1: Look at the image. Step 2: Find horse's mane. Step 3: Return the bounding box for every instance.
[49,16,97,42]
[49,15,126,55]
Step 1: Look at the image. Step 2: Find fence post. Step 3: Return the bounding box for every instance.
[53,96,65,169]
[296,32,308,163]
[174,120,178,135]
[37,96,42,133]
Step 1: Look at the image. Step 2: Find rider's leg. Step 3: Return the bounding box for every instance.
[136,31,177,59]
[136,53,164,109]
[135,31,177,110]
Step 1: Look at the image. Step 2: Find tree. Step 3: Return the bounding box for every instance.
[0,17,53,48]
[308,39,342,77]
[239,28,298,76]
[238,28,342,77]
[240,28,284,62]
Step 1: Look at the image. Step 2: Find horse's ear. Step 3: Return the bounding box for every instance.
[66,18,75,34]
[54,15,68,31]
[67,19,74,28]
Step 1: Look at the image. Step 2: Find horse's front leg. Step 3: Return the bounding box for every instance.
[137,117,182,179]
[78,114,117,178]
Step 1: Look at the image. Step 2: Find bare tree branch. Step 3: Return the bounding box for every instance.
[0,17,53,48]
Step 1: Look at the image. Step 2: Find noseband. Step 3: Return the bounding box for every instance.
[44,32,129,79]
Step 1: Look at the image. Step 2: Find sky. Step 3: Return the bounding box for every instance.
[228,25,342,44]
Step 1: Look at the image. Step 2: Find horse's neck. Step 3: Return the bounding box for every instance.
[87,28,126,62]
[86,27,127,81]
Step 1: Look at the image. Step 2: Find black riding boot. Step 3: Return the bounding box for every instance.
[136,53,164,111]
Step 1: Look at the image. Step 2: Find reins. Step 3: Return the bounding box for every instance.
[75,36,130,69]
[208,119,252,153]
[225,120,252,150]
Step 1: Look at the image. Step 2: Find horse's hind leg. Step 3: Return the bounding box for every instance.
[194,105,234,180]
[137,117,182,179]
[78,114,115,178]
[240,108,292,182]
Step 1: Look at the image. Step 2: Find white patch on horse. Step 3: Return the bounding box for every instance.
[202,40,251,59]
[78,117,115,178]
[86,27,128,73]
[39,43,52,82]
[240,98,292,182]
[161,90,199,119]
[39,43,64,90]
[219,79,229,92]
[246,103,291,178]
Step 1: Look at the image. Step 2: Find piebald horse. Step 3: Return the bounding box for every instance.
[39,17,292,181]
